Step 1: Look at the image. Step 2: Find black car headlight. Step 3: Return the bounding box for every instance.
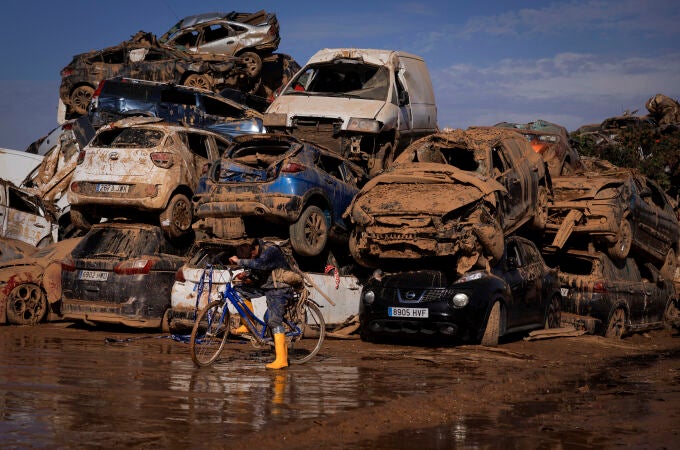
[451,293,469,308]
[362,290,375,305]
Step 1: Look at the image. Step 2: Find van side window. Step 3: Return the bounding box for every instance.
[186,133,210,159]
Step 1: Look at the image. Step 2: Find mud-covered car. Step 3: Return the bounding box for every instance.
[0,179,58,247]
[543,249,679,338]
[88,77,264,136]
[0,237,36,264]
[359,236,561,345]
[346,128,551,272]
[59,33,251,117]
[68,117,233,238]
[546,168,679,277]
[159,10,280,79]
[494,120,583,177]
[193,134,364,257]
[0,238,81,325]
[60,222,193,330]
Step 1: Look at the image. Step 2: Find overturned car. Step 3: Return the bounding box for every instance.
[346,128,551,273]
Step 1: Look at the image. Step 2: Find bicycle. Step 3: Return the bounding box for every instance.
[189,265,326,367]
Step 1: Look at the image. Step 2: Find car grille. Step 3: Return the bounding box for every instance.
[380,287,451,304]
[291,117,343,153]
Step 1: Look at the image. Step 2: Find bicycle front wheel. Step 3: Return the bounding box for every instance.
[287,300,325,365]
[190,300,230,367]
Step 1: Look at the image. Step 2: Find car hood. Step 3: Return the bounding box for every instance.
[266,95,385,125]
[552,175,626,202]
[348,163,505,220]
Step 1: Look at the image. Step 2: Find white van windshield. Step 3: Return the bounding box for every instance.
[283,61,389,101]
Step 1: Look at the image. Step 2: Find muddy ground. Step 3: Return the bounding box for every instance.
[1,323,678,449]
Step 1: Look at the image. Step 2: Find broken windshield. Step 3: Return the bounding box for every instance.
[283,61,389,101]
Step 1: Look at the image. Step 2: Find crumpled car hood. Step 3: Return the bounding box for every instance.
[349,163,506,218]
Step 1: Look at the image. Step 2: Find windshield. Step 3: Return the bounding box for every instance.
[283,60,389,101]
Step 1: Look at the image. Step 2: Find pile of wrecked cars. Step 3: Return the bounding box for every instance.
[1,9,679,350]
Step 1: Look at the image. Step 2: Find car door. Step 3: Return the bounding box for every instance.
[500,238,533,328]
[183,132,213,189]
[129,47,175,83]
[642,179,678,258]
[630,175,660,255]
[3,185,52,246]
[638,262,671,326]
[492,144,525,231]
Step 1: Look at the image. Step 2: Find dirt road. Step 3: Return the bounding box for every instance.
[0,322,678,448]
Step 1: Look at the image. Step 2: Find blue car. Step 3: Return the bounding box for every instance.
[193,134,365,257]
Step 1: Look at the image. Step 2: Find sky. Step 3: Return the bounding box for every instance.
[1,0,679,151]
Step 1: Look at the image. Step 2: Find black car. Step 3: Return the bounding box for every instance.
[359,236,562,345]
[60,222,193,330]
[88,77,265,137]
[543,249,678,338]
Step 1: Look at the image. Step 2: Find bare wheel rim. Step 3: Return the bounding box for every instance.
[617,221,632,256]
[304,210,327,249]
[606,308,625,339]
[241,52,261,77]
[71,86,94,115]
[184,74,211,90]
[172,198,192,231]
[9,284,46,324]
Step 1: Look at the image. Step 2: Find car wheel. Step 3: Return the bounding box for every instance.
[159,194,193,240]
[661,247,677,280]
[70,207,96,231]
[182,74,212,91]
[663,300,680,330]
[605,307,626,339]
[480,301,501,346]
[531,186,548,230]
[608,218,632,261]
[289,205,329,257]
[70,85,94,115]
[6,283,48,325]
[368,142,394,178]
[545,295,561,329]
[239,51,262,78]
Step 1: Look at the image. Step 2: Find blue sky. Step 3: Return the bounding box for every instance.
[1,0,679,150]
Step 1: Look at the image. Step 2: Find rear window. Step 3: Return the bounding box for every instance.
[92,128,164,148]
[73,227,160,258]
[188,244,238,268]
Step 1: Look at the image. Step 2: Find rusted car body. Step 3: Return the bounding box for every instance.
[159,10,280,78]
[346,128,550,273]
[59,33,251,117]
[543,249,677,338]
[193,133,364,257]
[60,222,192,330]
[546,169,679,276]
[494,120,583,177]
[0,179,58,247]
[359,236,561,345]
[0,238,81,325]
[68,117,233,238]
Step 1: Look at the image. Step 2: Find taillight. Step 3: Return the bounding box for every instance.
[61,255,76,272]
[91,80,106,109]
[175,268,186,282]
[70,181,80,193]
[114,258,155,275]
[593,280,607,293]
[60,67,73,77]
[151,152,174,168]
[281,162,305,173]
[76,150,86,165]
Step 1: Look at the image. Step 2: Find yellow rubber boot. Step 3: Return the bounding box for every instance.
[266,333,288,370]
[233,299,253,334]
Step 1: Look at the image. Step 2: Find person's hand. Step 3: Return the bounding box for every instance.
[229,255,239,265]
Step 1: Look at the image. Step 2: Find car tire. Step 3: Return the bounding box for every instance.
[289,205,329,257]
[608,218,632,261]
[545,295,561,329]
[239,51,263,78]
[70,85,94,115]
[6,283,48,325]
[480,301,501,346]
[182,74,213,91]
[531,186,548,230]
[159,194,193,240]
[605,307,626,339]
[70,207,96,231]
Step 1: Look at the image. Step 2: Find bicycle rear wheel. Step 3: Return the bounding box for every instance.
[286,299,325,364]
[190,300,230,367]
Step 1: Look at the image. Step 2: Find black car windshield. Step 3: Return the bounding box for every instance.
[73,227,159,258]
[283,61,389,101]
[92,128,164,148]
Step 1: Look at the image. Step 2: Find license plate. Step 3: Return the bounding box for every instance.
[79,270,109,281]
[96,183,129,193]
[560,288,569,297]
[388,307,428,318]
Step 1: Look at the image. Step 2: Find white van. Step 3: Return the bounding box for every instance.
[264,48,438,176]
[0,148,43,186]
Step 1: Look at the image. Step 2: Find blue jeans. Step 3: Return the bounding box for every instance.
[266,287,293,334]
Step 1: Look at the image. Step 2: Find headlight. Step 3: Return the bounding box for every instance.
[454,270,486,284]
[363,290,375,305]
[346,117,380,133]
[451,293,469,308]
[263,113,288,127]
